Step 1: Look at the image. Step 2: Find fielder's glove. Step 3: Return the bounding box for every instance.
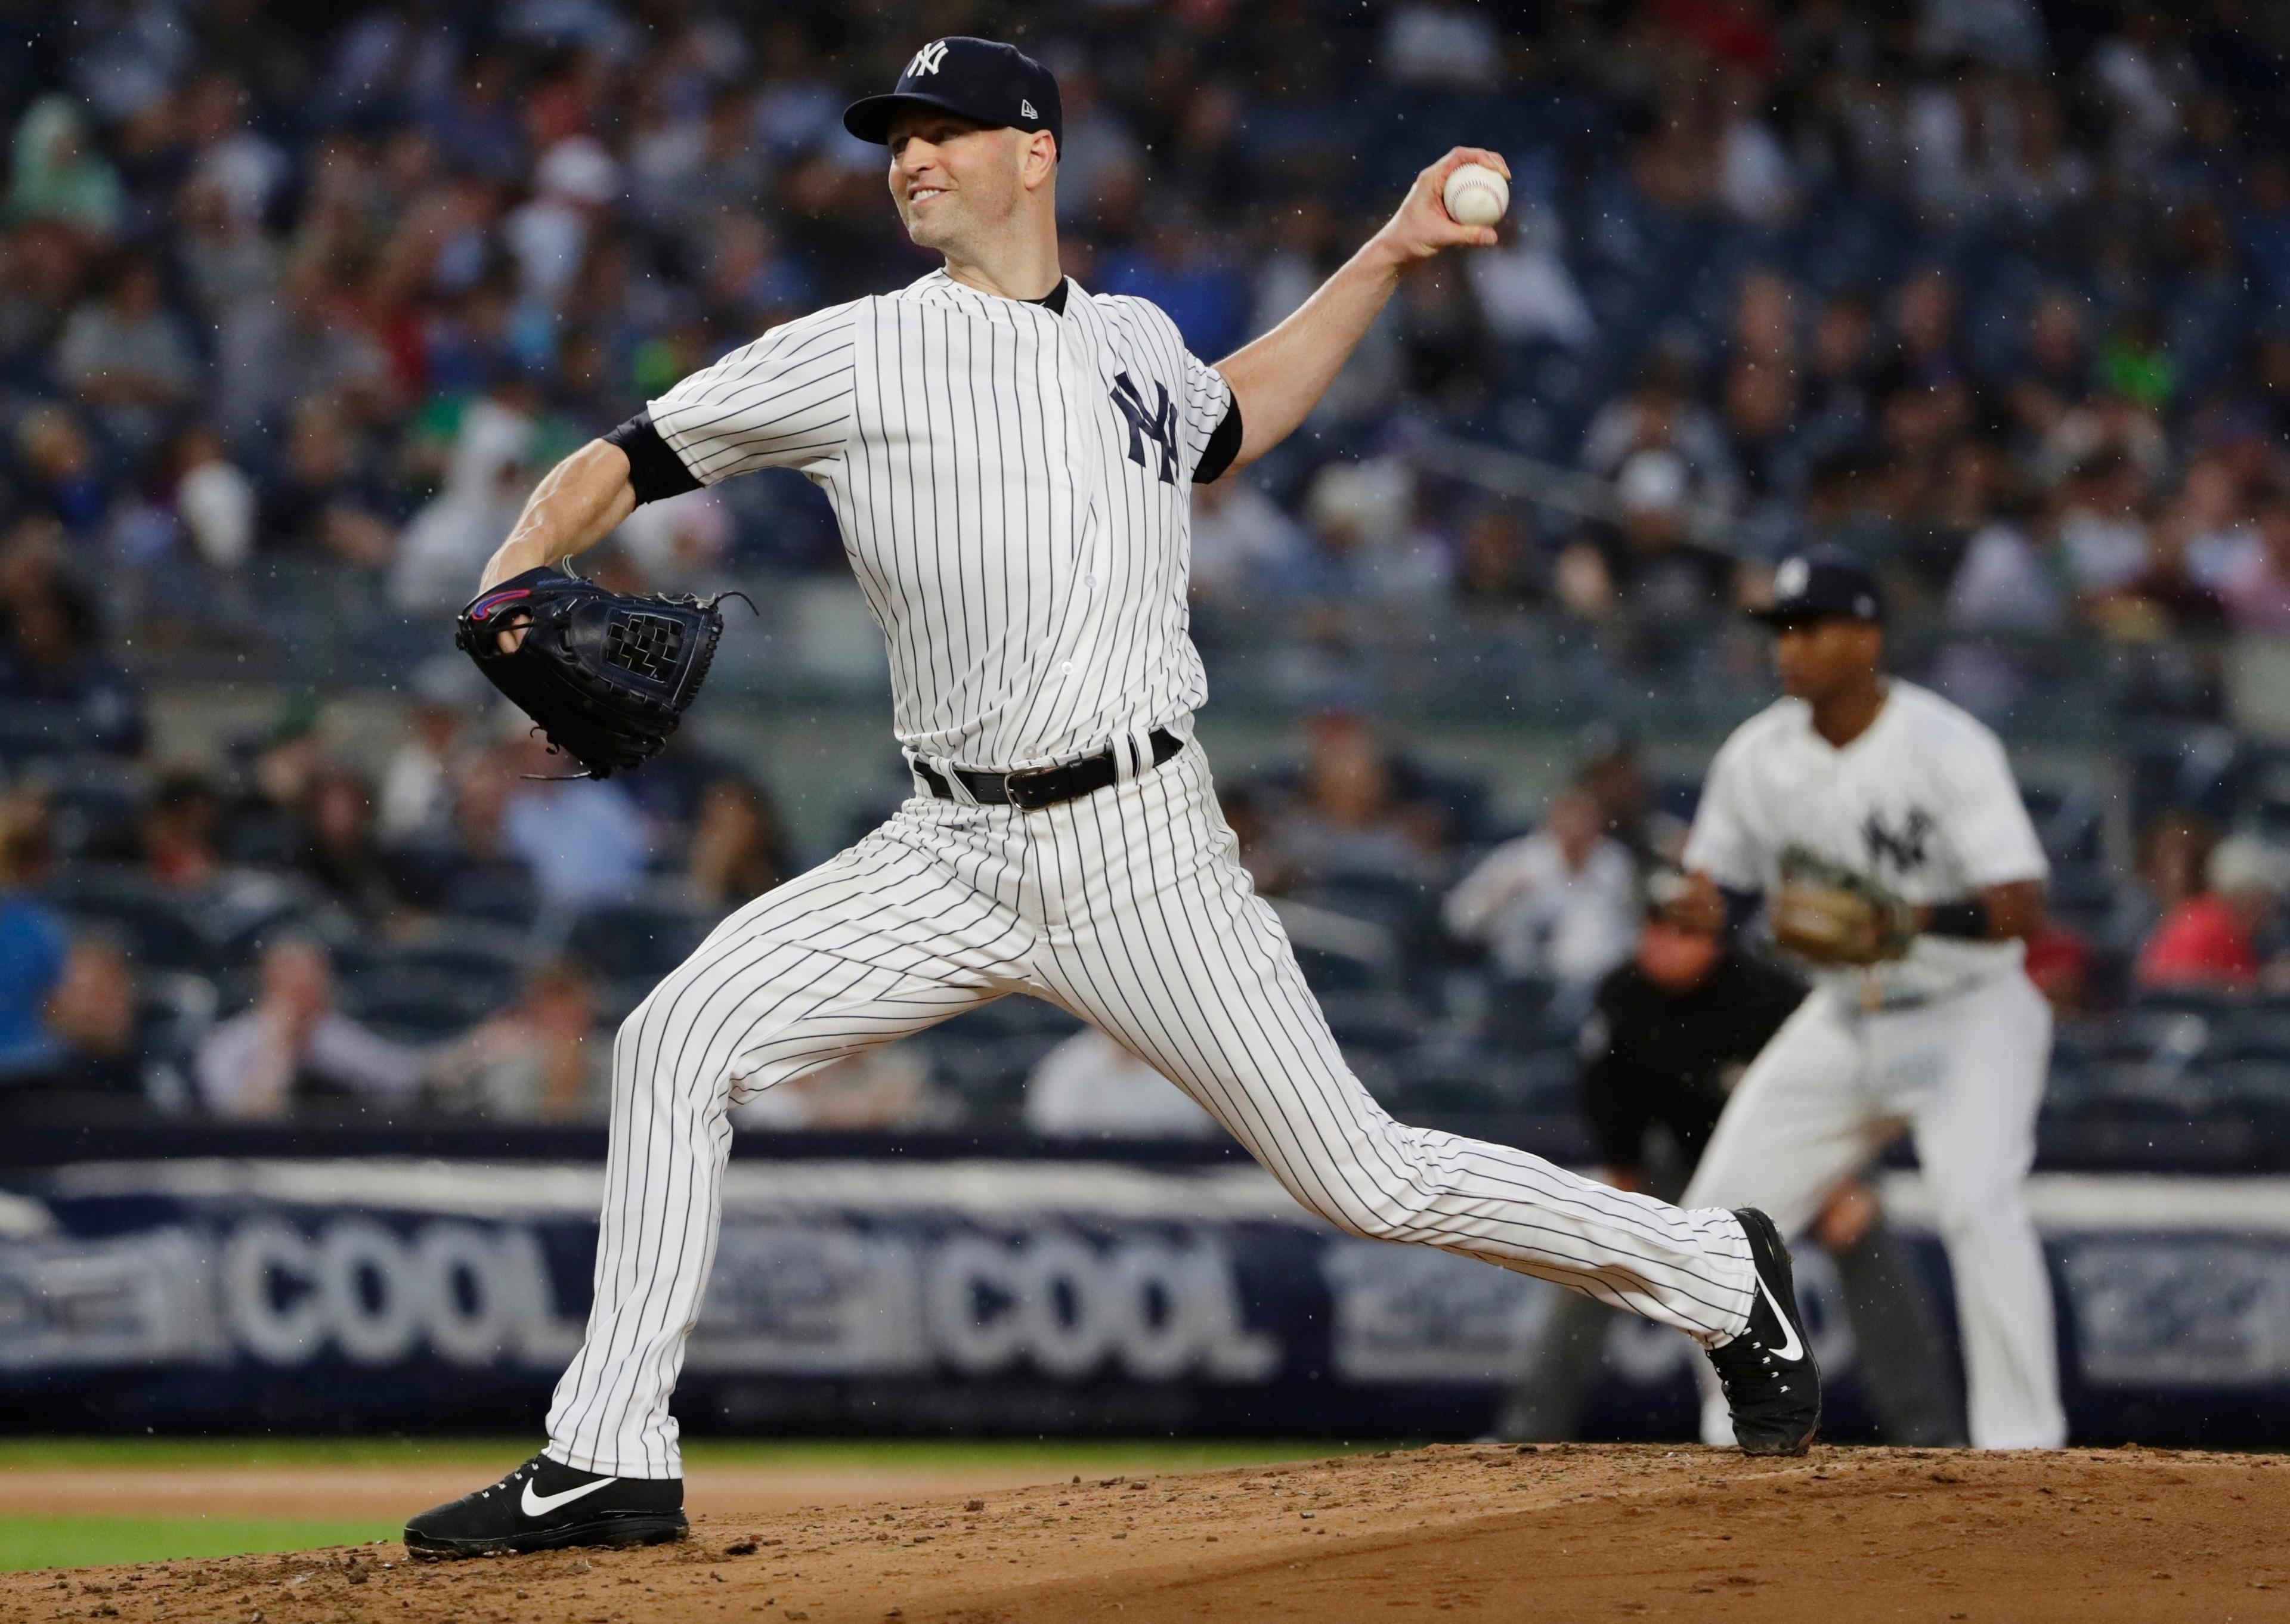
[1769,845,1915,968]
[456,565,733,779]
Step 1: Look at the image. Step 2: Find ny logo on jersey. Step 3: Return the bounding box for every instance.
[1863,806,1935,872]
[906,40,949,77]
[1110,372,1178,485]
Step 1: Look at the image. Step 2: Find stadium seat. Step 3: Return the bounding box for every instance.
[937,996,1085,1042]
[49,872,219,972]
[1317,988,1431,1052]
[558,898,713,981]
[337,967,506,1041]
[27,755,148,859]
[2198,1058,2290,1107]
[366,919,536,1006]
[2203,1008,2290,1062]
[441,866,542,929]
[921,1031,1060,1118]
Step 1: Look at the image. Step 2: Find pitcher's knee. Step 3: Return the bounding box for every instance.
[1295,1173,1437,1245]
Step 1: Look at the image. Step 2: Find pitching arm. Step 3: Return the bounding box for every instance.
[1213,147,1506,472]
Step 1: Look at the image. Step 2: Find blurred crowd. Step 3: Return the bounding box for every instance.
[0,1,2280,692]
[2,1,2290,1134]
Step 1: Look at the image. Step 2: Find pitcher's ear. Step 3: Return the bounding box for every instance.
[1023,129,1059,188]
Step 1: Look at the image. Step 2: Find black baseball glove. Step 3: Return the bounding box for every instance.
[456,565,731,779]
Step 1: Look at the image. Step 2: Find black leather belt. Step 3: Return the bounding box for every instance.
[915,728,1183,811]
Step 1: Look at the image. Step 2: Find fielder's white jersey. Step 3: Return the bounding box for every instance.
[1684,680,2048,1004]
[646,269,1231,774]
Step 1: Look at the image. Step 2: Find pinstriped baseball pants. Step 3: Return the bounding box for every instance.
[544,740,1758,1478]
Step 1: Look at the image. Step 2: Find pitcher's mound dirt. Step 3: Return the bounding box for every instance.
[11,1445,2289,1624]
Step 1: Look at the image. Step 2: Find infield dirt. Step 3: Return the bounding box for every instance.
[5,1444,2285,1623]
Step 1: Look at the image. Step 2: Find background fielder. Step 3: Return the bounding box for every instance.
[406,36,1817,1558]
[1673,548,2066,1451]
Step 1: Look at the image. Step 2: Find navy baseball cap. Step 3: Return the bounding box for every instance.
[1749,548,1886,628]
[843,38,1062,150]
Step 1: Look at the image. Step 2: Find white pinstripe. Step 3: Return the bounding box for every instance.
[543,745,1757,1478]
[546,275,1759,1477]
[647,271,1223,776]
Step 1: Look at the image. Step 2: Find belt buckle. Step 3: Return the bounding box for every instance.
[1002,765,1058,810]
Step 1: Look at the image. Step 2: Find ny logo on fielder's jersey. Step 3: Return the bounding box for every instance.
[1110,372,1178,485]
[1863,806,1935,872]
[907,40,949,76]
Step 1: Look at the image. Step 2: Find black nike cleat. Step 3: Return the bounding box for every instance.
[404,1453,686,1558]
[1707,1207,1822,1456]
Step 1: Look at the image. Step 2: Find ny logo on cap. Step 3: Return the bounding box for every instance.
[907,39,949,77]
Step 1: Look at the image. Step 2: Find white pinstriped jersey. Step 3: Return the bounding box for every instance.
[647,269,1233,774]
[1685,680,2048,1003]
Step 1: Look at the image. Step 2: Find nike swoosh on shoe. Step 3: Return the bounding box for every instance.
[521,1476,621,1518]
[1759,1276,1806,1362]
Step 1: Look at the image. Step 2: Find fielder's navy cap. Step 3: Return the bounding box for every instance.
[1749,547,1886,628]
[843,37,1062,150]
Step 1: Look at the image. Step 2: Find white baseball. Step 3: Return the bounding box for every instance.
[1441,162,1509,228]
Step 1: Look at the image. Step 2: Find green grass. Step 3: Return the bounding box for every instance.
[0,1436,1389,1472]
[0,1438,1403,1573]
[0,1517,398,1573]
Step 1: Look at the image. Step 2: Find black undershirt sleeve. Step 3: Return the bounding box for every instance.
[603,410,703,506]
[1924,897,1992,940]
[1194,396,1243,485]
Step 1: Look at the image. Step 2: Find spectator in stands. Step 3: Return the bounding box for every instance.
[219,702,327,866]
[435,958,605,1122]
[1189,475,1311,612]
[1555,450,1737,640]
[172,426,258,569]
[2220,485,2290,631]
[138,768,226,891]
[54,256,197,456]
[293,764,399,921]
[1451,504,1544,619]
[684,775,791,913]
[2136,834,2290,994]
[1218,784,1298,897]
[1571,726,1682,869]
[1269,708,1449,888]
[1443,787,1638,1000]
[0,525,142,752]
[1025,1029,1222,1140]
[194,935,423,1118]
[1461,196,1595,353]
[1297,459,1449,610]
[0,799,66,1080]
[499,732,651,909]
[1580,348,1737,504]
[256,401,397,567]
[2054,450,2155,598]
[731,1044,952,1132]
[2023,922,2096,1016]
[2109,808,2220,960]
[377,656,484,847]
[389,383,542,610]
[13,407,106,535]
[7,97,123,241]
[38,932,143,1098]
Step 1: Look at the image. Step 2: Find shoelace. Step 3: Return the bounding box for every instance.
[478,1464,537,1501]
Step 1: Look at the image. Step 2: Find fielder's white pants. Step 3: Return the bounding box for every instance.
[1682,972,2066,1451]
[544,740,1757,1477]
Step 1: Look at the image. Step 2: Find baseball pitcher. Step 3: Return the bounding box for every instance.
[407,39,1818,1558]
